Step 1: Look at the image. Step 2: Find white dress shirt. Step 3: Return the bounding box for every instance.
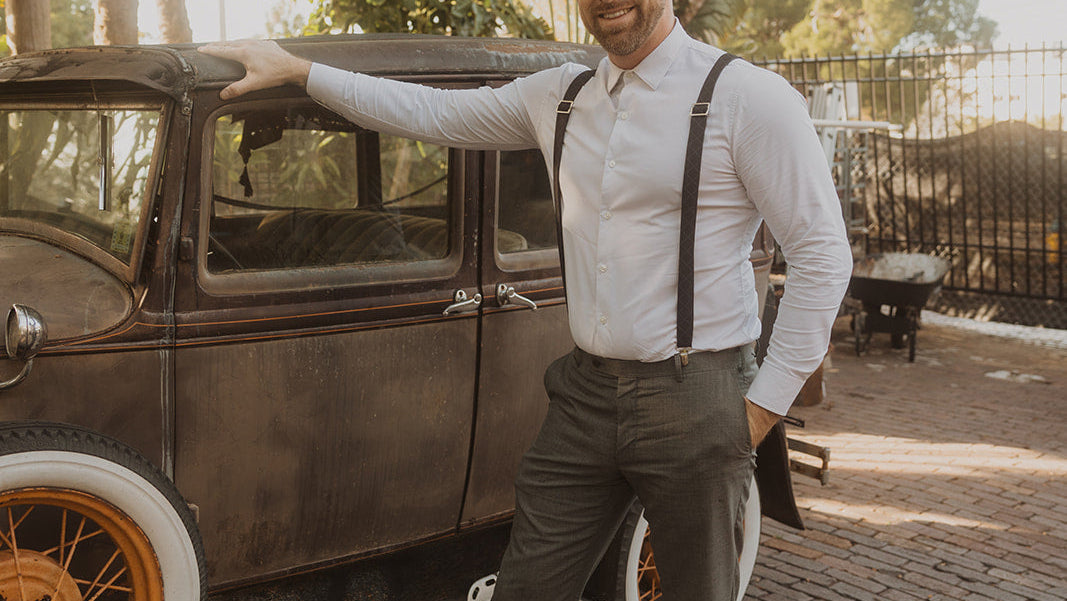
[306,22,854,415]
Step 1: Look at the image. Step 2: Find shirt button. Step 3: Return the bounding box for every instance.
[619,111,629,120]
[599,315,608,325]
[608,160,617,168]
[601,210,612,220]
[598,264,608,273]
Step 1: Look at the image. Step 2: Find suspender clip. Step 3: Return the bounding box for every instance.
[678,348,691,367]
[690,102,710,117]
[557,100,575,114]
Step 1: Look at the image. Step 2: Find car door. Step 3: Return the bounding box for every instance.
[172,92,481,585]
[461,147,574,525]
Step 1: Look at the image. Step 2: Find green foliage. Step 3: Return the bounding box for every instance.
[305,0,554,39]
[716,0,807,58]
[720,0,997,58]
[674,0,746,46]
[1,0,8,56]
[1,0,93,55]
[51,0,94,49]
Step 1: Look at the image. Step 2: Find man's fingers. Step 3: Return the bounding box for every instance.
[219,80,249,100]
[197,40,311,100]
[744,397,779,447]
[197,42,243,61]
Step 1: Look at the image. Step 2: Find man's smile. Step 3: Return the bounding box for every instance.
[599,6,635,21]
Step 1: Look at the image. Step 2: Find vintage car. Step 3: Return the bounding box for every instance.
[0,35,802,601]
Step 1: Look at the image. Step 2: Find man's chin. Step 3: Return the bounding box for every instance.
[597,35,644,58]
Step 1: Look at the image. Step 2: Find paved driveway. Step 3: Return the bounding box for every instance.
[745,314,1067,601]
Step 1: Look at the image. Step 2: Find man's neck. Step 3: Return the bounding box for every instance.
[607,16,676,70]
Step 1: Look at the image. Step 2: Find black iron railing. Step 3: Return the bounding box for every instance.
[757,47,1067,303]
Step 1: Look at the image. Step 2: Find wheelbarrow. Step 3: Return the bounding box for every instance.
[849,252,951,362]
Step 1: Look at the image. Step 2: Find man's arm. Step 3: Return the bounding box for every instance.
[199,40,312,99]
[198,40,556,151]
[731,67,854,423]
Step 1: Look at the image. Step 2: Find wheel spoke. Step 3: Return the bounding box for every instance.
[41,526,106,556]
[7,507,28,601]
[73,578,133,593]
[81,548,123,600]
[9,506,34,532]
[59,516,88,583]
[59,508,68,564]
[0,505,35,551]
[0,517,12,550]
[84,565,128,601]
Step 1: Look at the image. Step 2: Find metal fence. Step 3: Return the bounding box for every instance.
[759,48,1067,305]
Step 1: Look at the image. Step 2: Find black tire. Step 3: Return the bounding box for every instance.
[890,332,906,349]
[854,312,869,355]
[0,422,206,601]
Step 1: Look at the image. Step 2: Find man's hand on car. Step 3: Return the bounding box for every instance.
[198,40,312,100]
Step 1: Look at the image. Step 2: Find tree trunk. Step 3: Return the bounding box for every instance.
[94,0,139,45]
[4,0,52,54]
[156,0,192,43]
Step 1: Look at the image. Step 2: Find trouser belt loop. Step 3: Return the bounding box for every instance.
[674,348,690,382]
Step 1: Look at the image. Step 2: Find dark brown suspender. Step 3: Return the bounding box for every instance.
[551,53,738,358]
[677,53,738,359]
[552,69,597,296]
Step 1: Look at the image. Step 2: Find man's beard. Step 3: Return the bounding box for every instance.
[585,1,665,58]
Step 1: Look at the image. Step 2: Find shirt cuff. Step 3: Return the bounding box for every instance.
[745,362,808,416]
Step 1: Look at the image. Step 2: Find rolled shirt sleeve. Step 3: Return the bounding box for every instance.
[729,67,854,416]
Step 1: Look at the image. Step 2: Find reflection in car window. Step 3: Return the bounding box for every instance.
[0,108,160,264]
[209,104,450,273]
[497,149,554,254]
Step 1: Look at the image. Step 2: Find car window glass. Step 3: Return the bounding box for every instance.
[0,108,160,264]
[209,105,450,274]
[497,149,554,255]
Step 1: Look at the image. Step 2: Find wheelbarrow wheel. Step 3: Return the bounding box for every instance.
[906,307,919,362]
[853,311,869,355]
[889,307,907,349]
[891,332,906,349]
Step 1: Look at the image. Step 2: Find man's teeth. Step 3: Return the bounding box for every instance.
[602,7,631,18]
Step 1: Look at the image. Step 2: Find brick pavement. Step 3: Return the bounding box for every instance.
[744,315,1067,601]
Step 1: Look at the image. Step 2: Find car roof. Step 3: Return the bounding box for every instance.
[0,34,606,99]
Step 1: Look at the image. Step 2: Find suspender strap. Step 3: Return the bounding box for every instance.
[552,69,596,295]
[677,53,738,354]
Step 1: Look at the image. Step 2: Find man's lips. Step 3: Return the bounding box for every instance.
[598,6,634,21]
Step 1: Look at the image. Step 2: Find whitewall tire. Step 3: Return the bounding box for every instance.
[0,423,205,601]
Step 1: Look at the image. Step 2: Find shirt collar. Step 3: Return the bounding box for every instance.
[603,19,690,94]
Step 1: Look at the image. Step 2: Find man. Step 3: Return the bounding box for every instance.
[200,0,852,597]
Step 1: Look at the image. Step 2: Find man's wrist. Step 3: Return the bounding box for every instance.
[290,58,313,88]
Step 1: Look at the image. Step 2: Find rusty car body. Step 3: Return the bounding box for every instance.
[0,35,797,601]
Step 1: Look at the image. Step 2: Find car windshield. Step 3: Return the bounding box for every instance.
[0,107,162,265]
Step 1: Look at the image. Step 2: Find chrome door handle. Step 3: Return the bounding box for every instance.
[443,289,482,315]
[496,284,538,310]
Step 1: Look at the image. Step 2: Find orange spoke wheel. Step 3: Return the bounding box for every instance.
[0,488,164,601]
[621,476,760,601]
[635,526,661,600]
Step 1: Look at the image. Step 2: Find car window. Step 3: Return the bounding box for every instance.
[0,107,161,265]
[208,103,450,274]
[497,149,555,255]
